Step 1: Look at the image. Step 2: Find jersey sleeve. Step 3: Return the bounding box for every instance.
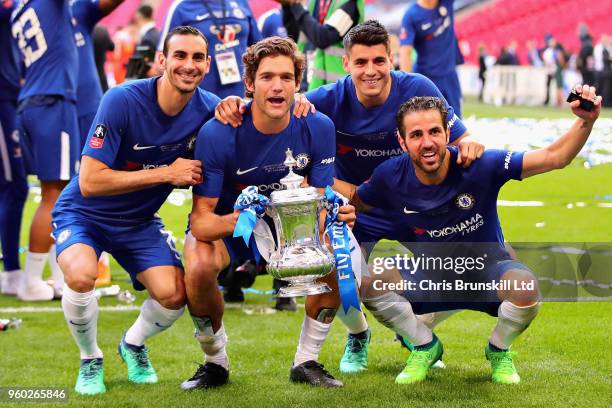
[306,113,336,188]
[409,74,467,142]
[399,7,416,46]
[356,162,393,209]
[192,120,230,198]
[81,87,128,167]
[305,83,338,118]
[482,149,524,187]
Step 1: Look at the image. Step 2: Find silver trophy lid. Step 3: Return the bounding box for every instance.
[270,148,321,205]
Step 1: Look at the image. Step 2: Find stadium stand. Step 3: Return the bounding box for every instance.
[456,0,612,65]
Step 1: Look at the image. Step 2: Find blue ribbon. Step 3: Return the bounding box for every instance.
[233,186,270,264]
[323,186,361,313]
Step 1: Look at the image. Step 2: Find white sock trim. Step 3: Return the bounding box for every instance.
[124,298,185,346]
[337,307,369,335]
[490,301,540,350]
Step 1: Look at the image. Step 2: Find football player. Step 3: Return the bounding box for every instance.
[183,36,355,389]
[51,26,219,395]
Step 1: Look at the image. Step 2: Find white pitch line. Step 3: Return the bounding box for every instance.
[0,302,294,314]
[497,200,544,207]
[0,305,140,313]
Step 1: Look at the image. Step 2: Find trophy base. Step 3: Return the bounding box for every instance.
[277,282,331,298]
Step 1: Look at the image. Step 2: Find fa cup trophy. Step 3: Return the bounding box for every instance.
[266,148,335,297]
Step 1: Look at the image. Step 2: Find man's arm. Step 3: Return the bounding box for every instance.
[398,6,416,72]
[78,155,202,197]
[332,178,371,213]
[280,1,359,49]
[522,85,601,179]
[190,195,238,242]
[399,45,413,72]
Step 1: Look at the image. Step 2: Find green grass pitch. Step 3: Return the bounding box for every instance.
[0,100,611,407]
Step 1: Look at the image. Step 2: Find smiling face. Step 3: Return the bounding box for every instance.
[398,109,450,177]
[159,33,210,94]
[342,43,393,107]
[246,54,299,121]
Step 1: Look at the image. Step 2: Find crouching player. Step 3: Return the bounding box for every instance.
[182,37,356,389]
[51,26,219,395]
[339,89,601,384]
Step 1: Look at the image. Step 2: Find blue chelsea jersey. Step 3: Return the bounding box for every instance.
[54,78,220,225]
[160,0,262,98]
[399,0,458,76]
[306,70,467,185]
[257,7,287,38]
[358,147,524,252]
[193,106,336,215]
[11,0,78,102]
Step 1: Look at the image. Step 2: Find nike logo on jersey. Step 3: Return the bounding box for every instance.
[236,167,258,175]
[69,320,88,326]
[133,144,156,151]
[196,13,209,21]
[421,22,432,30]
[404,208,420,214]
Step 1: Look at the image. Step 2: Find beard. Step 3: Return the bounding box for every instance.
[413,147,447,174]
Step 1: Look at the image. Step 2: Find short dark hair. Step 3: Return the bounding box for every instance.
[343,20,391,54]
[162,26,208,57]
[137,5,154,20]
[396,97,448,137]
[242,37,305,98]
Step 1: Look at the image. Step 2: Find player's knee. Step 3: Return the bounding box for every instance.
[63,269,96,293]
[58,248,98,292]
[505,269,540,306]
[155,290,186,310]
[185,253,224,287]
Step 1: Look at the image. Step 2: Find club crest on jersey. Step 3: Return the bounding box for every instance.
[295,153,311,169]
[210,24,241,43]
[57,229,71,245]
[455,193,475,210]
[89,124,107,149]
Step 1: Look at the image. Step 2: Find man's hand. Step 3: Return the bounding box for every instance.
[215,96,246,128]
[337,204,356,229]
[570,84,601,124]
[293,93,316,118]
[456,139,485,168]
[229,210,240,228]
[165,158,202,186]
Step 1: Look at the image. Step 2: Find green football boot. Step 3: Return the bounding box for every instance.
[75,358,106,395]
[339,329,371,374]
[118,337,158,384]
[395,336,443,385]
[485,344,520,384]
[397,334,446,369]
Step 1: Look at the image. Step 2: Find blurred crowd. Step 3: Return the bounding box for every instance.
[476,24,611,107]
